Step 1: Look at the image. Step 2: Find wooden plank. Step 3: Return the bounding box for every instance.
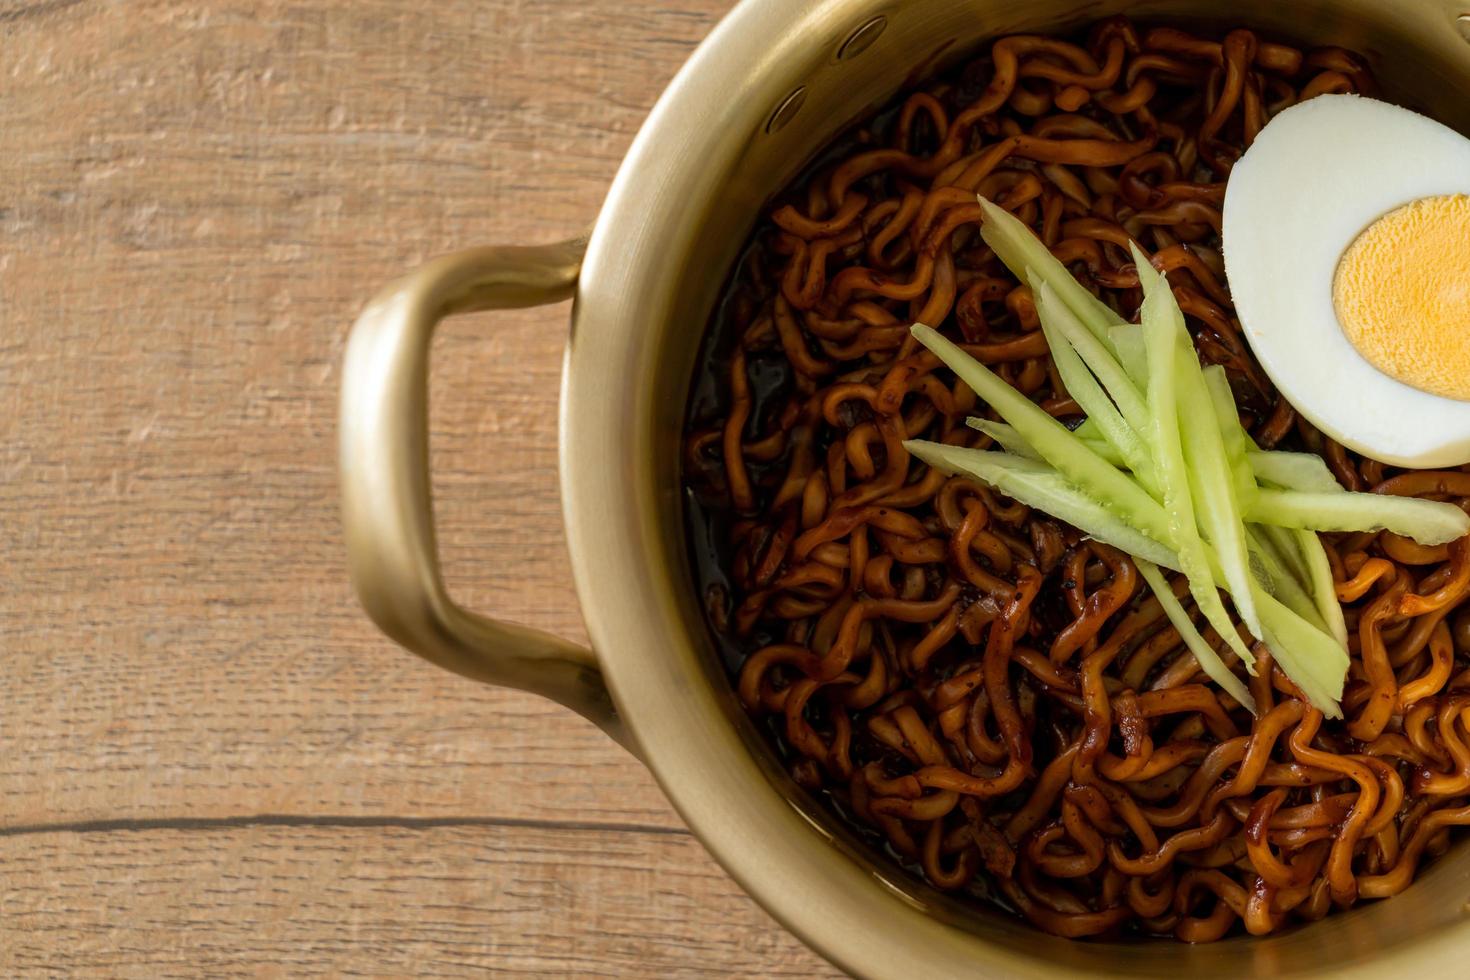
[0,822,841,978]
[0,0,846,975]
[0,0,733,830]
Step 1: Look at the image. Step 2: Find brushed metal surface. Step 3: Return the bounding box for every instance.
[340,238,633,753]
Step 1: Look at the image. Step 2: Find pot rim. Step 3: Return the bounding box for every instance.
[560,1,1470,976]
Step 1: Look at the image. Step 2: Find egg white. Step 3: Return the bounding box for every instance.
[1222,94,1470,467]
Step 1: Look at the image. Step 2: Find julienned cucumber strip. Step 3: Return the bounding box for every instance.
[1252,523,1312,595]
[1031,279,1156,491]
[966,418,1042,459]
[976,197,1123,346]
[1296,527,1350,650]
[904,441,1182,570]
[911,324,1177,546]
[1137,251,1256,668]
[1246,526,1328,632]
[1136,558,1256,712]
[1203,365,1257,509]
[1108,325,1149,390]
[966,418,1125,467]
[1131,243,1167,300]
[1177,345,1261,640]
[1031,277,1151,437]
[1221,538,1350,715]
[1248,451,1344,494]
[1074,417,1103,442]
[1248,488,1470,546]
[1252,583,1348,717]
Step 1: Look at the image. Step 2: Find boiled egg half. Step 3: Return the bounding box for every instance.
[1222,94,1470,467]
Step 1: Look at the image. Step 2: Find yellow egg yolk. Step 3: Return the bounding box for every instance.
[1333,193,1470,400]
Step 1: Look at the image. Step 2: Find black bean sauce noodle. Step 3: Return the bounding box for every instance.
[681,18,1470,940]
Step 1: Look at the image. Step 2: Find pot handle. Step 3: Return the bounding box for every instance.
[339,237,634,754]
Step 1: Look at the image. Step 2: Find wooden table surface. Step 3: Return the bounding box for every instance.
[1,1,841,975]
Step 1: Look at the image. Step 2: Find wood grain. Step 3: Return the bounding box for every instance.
[0,0,841,974]
[0,823,825,978]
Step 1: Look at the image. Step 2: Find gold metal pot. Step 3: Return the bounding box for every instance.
[340,1,1470,975]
